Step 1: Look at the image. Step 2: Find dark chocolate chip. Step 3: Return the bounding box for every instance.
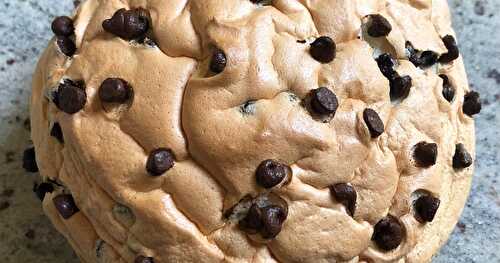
[453,143,473,169]
[135,256,154,263]
[413,142,438,167]
[419,51,439,68]
[406,42,421,67]
[260,205,287,239]
[330,183,357,216]
[102,8,149,40]
[146,148,175,176]
[209,48,227,74]
[53,194,79,219]
[414,195,440,222]
[0,201,10,211]
[389,75,412,100]
[22,147,38,173]
[239,204,263,234]
[463,91,481,116]
[372,216,403,251]
[310,87,339,116]
[376,53,397,80]
[56,36,76,57]
[439,35,460,63]
[50,123,64,143]
[310,36,336,63]
[255,160,289,188]
[363,108,385,138]
[33,183,54,201]
[240,100,256,115]
[439,74,455,102]
[367,14,392,37]
[99,78,132,103]
[51,16,74,37]
[56,80,87,114]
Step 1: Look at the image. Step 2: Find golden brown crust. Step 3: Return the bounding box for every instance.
[31,0,475,262]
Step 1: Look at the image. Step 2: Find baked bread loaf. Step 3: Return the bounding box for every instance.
[28,0,482,262]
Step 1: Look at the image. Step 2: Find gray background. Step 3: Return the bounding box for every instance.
[0,0,498,262]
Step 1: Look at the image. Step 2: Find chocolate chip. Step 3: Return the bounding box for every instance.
[240,204,263,234]
[376,53,397,80]
[310,36,336,63]
[413,142,438,167]
[389,75,412,100]
[146,148,175,176]
[99,78,132,103]
[406,42,438,68]
[135,256,154,263]
[367,14,392,37]
[209,48,227,74]
[51,16,74,37]
[414,195,440,222]
[439,35,460,63]
[372,216,403,251]
[56,80,86,114]
[33,183,54,201]
[22,147,38,173]
[0,201,9,211]
[363,108,384,138]
[255,160,289,188]
[56,36,76,57]
[53,194,79,219]
[463,91,482,116]
[310,87,339,116]
[330,183,357,216]
[419,51,439,68]
[439,74,455,102]
[50,123,64,143]
[102,8,149,40]
[453,143,473,169]
[260,205,287,239]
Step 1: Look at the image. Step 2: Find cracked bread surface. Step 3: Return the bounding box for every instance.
[31,0,477,262]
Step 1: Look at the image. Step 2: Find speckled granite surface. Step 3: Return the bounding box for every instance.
[0,1,498,262]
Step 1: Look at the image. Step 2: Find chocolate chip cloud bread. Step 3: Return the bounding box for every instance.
[26,0,482,262]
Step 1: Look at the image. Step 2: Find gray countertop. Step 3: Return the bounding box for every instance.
[0,1,498,262]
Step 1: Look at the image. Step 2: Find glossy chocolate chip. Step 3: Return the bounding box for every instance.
[56,80,87,114]
[50,123,64,143]
[376,53,397,80]
[367,14,392,37]
[260,205,287,239]
[102,8,149,40]
[372,216,403,251]
[330,183,357,216]
[240,204,263,234]
[56,36,76,57]
[53,194,79,219]
[146,148,175,176]
[22,147,38,173]
[389,75,412,100]
[209,48,227,74]
[439,74,455,102]
[99,78,132,103]
[310,36,336,63]
[439,35,460,63]
[310,87,339,116]
[33,183,54,201]
[256,160,289,188]
[363,108,385,138]
[135,256,154,263]
[240,100,256,115]
[463,91,482,116]
[414,195,440,222]
[51,16,74,37]
[453,143,473,169]
[413,142,438,167]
